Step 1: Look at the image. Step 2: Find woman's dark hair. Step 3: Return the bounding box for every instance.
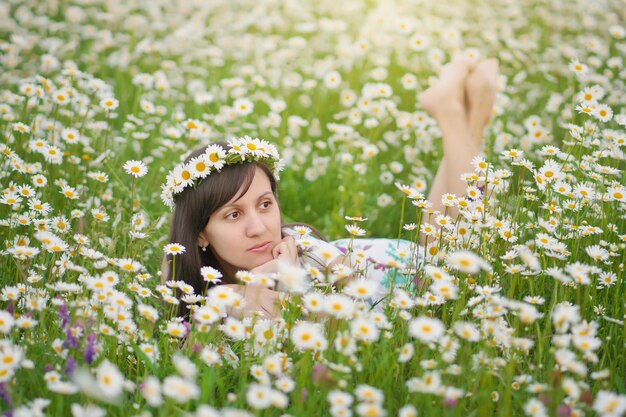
[164,142,278,307]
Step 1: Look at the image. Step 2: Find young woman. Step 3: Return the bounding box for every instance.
[162,57,498,319]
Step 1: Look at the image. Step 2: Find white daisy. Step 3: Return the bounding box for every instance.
[408,316,445,343]
[204,144,227,170]
[95,360,124,399]
[123,160,148,178]
[162,375,200,404]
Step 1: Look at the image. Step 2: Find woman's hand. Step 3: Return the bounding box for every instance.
[251,236,298,274]
[272,236,298,265]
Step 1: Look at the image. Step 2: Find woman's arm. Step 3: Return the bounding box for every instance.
[221,284,282,319]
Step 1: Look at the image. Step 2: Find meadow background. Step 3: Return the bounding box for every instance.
[1,0,625,416]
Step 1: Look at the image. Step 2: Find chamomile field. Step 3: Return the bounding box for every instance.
[1,0,625,416]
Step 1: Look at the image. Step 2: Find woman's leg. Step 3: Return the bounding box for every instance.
[466,59,499,144]
[421,58,498,221]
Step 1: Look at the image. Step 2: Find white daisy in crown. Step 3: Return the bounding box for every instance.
[170,164,195,192]
[204,144,227,170]
[188,155,211,179]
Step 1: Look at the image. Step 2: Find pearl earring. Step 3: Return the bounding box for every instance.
[201,245,207,252]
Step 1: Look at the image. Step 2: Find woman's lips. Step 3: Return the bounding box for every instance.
[248,241,271,252]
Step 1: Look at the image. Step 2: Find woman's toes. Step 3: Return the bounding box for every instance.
[467,59,498,96]
[484,58,499,79]
[471,60,498,93]
[439,57,474,85]
[420,58,472,118]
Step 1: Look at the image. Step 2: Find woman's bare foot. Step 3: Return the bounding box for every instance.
[465,58,499,143]
[420,58,473,121]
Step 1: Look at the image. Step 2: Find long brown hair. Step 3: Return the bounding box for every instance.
[164,142,279,302]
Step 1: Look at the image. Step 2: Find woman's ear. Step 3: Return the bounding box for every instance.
[197,232,209,248]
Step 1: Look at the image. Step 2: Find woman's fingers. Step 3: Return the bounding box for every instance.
[271,239,287,258]
[250,237,298,274]
[272,236,297,264]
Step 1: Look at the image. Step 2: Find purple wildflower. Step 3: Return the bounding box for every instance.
[557,404,572,417]
[84,333,97,364]
[299,388,308,403]
[444,398,458,408]
[58,305,70,329]
[65,356,76,375]
[183,320,191,335]
[64,326,79,349]
[0,382,12,409]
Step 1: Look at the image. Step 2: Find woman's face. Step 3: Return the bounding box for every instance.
[198,167,282,278]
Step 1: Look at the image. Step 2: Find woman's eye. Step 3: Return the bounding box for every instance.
[261,200,272,209]
[226,211,240,220]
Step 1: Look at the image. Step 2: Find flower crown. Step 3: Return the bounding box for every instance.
[161,136,283,209]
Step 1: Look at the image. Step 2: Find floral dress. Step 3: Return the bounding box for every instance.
[284,227,424,292]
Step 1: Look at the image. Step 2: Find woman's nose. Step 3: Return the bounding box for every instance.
[245,212,267,236]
